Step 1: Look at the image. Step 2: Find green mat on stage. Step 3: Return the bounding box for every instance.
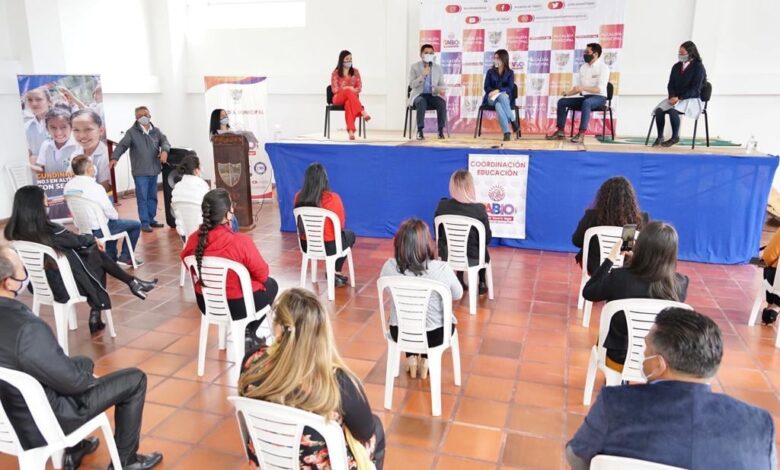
[596,136,742,147]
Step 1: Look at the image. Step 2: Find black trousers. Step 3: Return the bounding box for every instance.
[301,230,356,272]
[414,94,447,132]
[765,267,780,305]
[371,414,386,470]
[388,324,456,358]
[59,357,147,466]
[195,277,279,321]
[654,107,681,139]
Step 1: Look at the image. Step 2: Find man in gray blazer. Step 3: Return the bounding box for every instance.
[568,308,776,470]
[408,44,447,140]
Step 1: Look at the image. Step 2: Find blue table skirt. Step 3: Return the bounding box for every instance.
[267,142,778,264]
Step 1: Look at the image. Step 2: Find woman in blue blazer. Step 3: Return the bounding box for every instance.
[482,49,518,141]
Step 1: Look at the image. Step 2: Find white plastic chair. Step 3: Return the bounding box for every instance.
[0,366,123,470]
[591,455,686,470]
[182,255,272,376]
[65,194,138,269]
[582,298,692,405]
[377,276,461,416]
[293,207,355,301]
[171,200,202,287]
[6,163,32,191]
[578,226,636,327]
[228,396,348,470]
[433,214,494,315]
[11,241,117,356]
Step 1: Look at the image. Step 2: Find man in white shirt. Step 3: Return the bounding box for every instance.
[547,42,610,144]
[64,155,143,267]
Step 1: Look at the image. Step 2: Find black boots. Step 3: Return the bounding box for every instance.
[129,277,158,300]
[89,309,105,334]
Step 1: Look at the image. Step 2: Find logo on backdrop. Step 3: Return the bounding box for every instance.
[253,161,267,175]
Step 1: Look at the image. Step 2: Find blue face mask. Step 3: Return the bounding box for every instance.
[137,116,151,126]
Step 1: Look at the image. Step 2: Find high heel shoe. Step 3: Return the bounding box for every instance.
[88,309,105,334]
[407,355,418,379]
[419,358,429,380]
[129,278,158,300]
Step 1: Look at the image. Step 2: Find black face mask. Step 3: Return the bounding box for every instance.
[583,54,594,63]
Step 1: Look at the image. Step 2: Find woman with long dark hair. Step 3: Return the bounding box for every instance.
[482,49,518,141]
[651,41,706,147]
[583,221,689,370]
[209,108,230,139]
[181,189,278,323]
[330,50,371,140]
[294,162,356,286]
[4,186,157,334]
[239,288,385,469]
[379,219,463,379]
[572,176,648,275]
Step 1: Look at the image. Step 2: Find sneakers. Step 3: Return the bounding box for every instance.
[546,129,565,140]
[571,132,585,144]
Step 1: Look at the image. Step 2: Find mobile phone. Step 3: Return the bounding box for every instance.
[621,224,637,252]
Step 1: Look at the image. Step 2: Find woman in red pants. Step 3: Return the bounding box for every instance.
[331,50,371,140]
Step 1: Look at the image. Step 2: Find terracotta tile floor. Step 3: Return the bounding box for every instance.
[2,195,780,470]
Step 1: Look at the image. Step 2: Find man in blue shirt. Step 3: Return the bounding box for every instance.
[568,308,776,469]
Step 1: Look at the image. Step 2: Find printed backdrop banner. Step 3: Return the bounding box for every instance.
[204,76,273,200]
[420,0,626,134]
[17,74,108,220]
[468,153,528,239]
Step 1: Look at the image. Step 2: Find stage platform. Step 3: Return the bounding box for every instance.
[267,131,778,264]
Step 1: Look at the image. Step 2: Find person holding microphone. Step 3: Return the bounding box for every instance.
[110,106,171,232]
[408,44,447,140]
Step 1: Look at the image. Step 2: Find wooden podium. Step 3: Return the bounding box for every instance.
[212,131,256,229]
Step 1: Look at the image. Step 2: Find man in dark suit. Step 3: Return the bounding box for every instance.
[0,245,162,470]
[567,308,776,469]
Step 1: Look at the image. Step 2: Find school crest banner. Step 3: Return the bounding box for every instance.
[419,0,626,134]
[17,74,108,220]
[468,153,528,239]
[204,76,273,200]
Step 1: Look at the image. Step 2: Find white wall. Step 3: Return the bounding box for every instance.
[0,0,779,220]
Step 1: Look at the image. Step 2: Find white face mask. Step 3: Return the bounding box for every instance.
[137,116,151,126]
[494,60,502,68]
[343,61,352,68]
[220,117,229,125]
[423,53,435,63]
[641,354,664,382]
[10,272,29,297]
[678,54,689,63]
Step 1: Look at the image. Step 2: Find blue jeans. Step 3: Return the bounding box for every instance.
[93,219,141,262]
[488,93,515,133]
[556,95,607,132]
[133,175,159,227]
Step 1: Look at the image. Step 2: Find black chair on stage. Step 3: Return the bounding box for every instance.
[645,80,711,149]
[567,82,615,141]
[324,85,365,140]
[474,84,522,139]
[403,87,451,139]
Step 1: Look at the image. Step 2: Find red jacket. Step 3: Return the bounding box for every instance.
[294,191,345,242]
[181,225,270,298]
[330,69,362,94]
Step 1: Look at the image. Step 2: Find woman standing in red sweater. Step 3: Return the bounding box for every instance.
[295,163,356,287]
[181,189,278,323]
[331,50,371,140]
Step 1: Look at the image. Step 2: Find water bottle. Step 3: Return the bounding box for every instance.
[746,134,758,153]
[273,124,282,142]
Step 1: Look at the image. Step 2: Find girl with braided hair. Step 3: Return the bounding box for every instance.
[181,189,278,323]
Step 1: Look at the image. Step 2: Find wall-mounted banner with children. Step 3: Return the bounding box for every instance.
[17,74,110,219]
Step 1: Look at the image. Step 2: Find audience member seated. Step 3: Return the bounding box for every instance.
[380,219,463,379]
[572,176,648,275]
[169,154,232,236]
[583,221,688,371]
[331,49,371,140]
[0,245,163,470]
[4,186,157,334]
[567,308,776,469]
[651,40,707,148]
[294,162,356,287]
[209,108,230,140]
[409,43,447,140]
[238,288,385,470]
[435,169,491,294]
[64,155,143,267]
[759,227,780,324]
[181,189,278,330]
[482,49,519,141]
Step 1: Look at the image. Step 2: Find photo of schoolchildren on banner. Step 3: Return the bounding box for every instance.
[204,76,273,200]
[17,74,110,219]
[420,0,626,135]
